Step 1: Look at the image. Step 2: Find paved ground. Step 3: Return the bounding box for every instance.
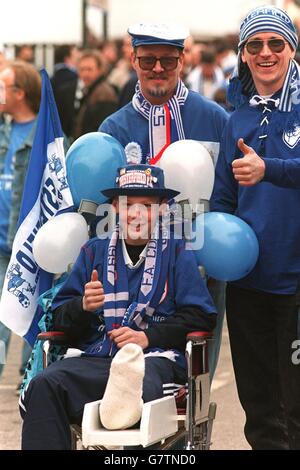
[0,333,22,450]
[0,322,250,450]
[210,324,249,450]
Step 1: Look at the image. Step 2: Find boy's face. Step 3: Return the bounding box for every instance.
[113,195,166,245]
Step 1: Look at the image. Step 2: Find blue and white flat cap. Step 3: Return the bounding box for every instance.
[128,22,189,49]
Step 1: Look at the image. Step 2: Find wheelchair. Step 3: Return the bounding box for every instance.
[37,329,216,450]
[23,202,216,450]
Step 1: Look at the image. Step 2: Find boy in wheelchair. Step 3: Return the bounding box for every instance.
[20,164,217,450]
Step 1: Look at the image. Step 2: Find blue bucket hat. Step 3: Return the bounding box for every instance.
[101,164,180,200]
[128,22,189,49]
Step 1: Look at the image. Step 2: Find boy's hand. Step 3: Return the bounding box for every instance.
[82,269,105,312]
[108,327,149,349]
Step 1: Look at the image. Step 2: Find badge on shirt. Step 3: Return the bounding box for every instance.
[283,126,300,149]
[124,142,143,164]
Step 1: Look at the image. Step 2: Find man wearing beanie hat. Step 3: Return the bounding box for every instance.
[20,164,217,449]
[99,21,229,380]
[211,5,300,449]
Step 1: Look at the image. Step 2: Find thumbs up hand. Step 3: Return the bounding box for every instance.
[232,138,266,186]
[83,269,105,312]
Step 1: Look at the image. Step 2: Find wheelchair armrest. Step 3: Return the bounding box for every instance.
[185,331,212,377]
[37,331,70,345]
[186,331,213,342]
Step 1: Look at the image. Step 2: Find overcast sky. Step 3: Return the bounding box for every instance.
[0,0,282,45]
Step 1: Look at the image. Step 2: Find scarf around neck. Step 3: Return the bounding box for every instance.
[228,59,300,133]
[84,223,170,357]
[132,80,188,164]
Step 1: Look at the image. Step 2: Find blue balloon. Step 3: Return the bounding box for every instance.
[66,132,127,208]
[192,212,259,281]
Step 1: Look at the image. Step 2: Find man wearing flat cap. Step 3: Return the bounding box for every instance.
[100,21,229,378]
[100,22,228,166]
[211,6,300,449]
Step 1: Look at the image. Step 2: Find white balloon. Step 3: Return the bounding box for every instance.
[33,213,89,273]
[157,140,215,211]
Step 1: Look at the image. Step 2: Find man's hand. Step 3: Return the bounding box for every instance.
[232,138,266,186]
[82,269,105,312]
[108,327,149,349]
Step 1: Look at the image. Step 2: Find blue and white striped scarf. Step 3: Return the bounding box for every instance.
[132,80,188,164]
[84,223,170,357]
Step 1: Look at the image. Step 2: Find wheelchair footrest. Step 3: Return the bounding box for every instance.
[82,396,178,448]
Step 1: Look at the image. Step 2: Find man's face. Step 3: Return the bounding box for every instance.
[114,195,163,245]
[78,57,101,88]
[202,63,215,80]
[0,53,7,72]
[0,68,22,115]
[241,32,295,96]
[131,44,183,104]
[69,47,80,68]
[17,46,34,64]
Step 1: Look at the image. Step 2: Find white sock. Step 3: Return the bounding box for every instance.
[99,343,145,430]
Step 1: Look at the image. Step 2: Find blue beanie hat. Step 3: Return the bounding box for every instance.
[228,5,298,107]
[239,5,298,50]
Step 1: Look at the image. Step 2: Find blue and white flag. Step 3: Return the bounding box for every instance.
[0,70,74,346]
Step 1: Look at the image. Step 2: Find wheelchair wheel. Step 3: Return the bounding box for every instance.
[160,429,187,450]
[160,419,212,450]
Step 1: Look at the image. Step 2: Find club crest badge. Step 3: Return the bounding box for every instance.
[283,126,300,149]
[125,142,143,164]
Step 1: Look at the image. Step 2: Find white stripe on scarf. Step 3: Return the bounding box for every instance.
[105,292,129,302]
[132,80,188,159]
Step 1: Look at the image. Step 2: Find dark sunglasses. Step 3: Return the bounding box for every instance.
[245,38,288,55]
[136,56,180,71]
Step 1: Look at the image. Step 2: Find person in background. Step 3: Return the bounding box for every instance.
[187,49,225,100]
[0,49,8,73]
[56,49,118,141]
[51,44,79,98]
[99,40,119,76]
[15,45,34,64]
[0,61,41,386]
[107,35,134,95]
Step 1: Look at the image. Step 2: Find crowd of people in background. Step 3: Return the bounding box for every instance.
[49,36,237,143]
[3,29,300,145]
[1,33,241,141]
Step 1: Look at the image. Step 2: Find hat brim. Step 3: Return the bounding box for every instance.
[132,39,185,48]
[101,187,180,200]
